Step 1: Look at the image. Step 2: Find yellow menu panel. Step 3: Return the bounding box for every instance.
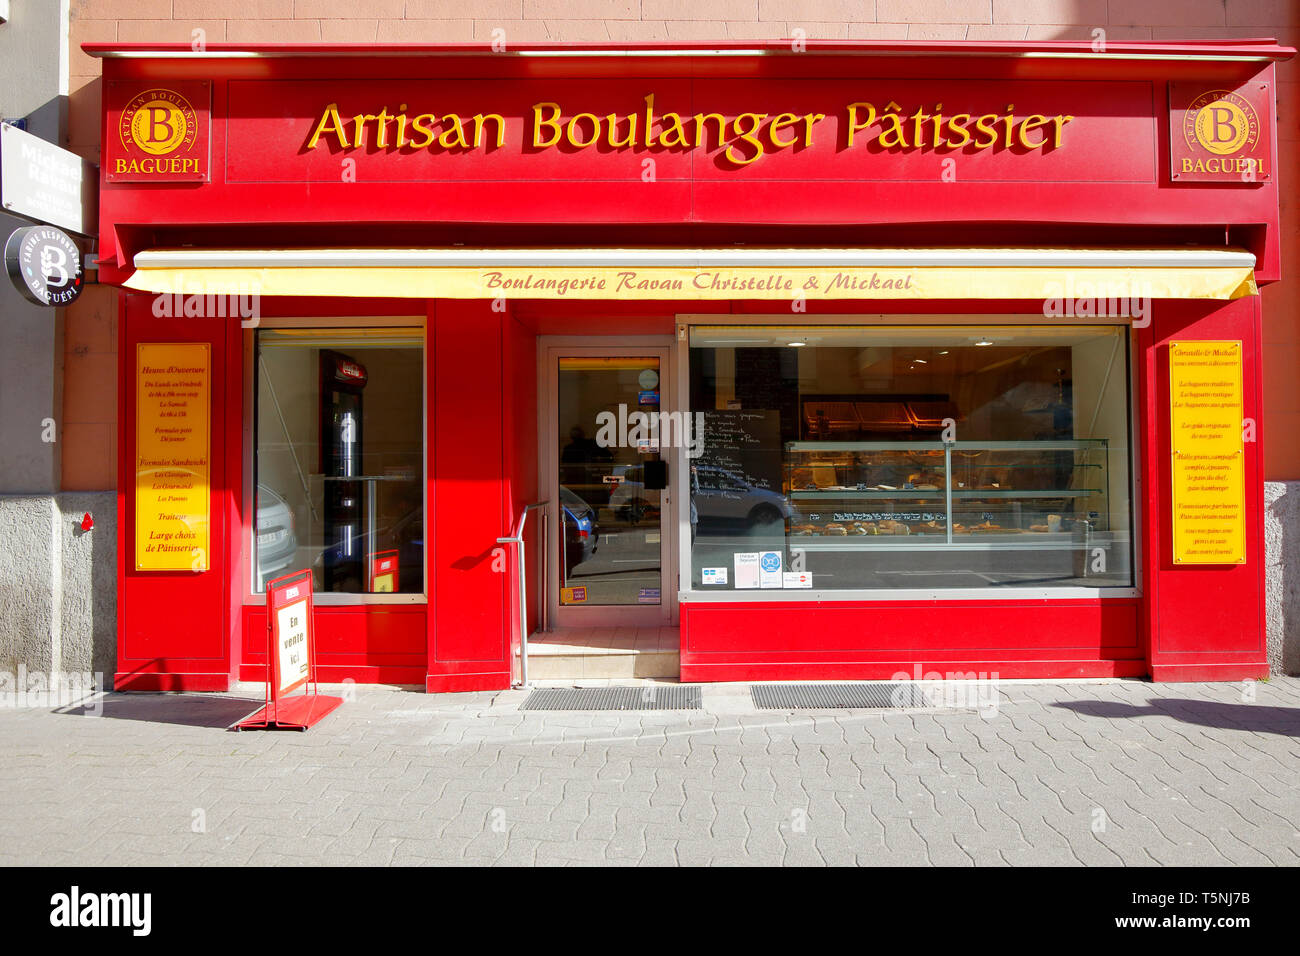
[135,343,211,571]
[1169,340,1246,565]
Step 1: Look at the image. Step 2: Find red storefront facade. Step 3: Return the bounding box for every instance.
[92,38,1292,693]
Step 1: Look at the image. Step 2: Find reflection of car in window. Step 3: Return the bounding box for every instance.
[690,464,794,531]
[255,484,298,588]
[560,486,600,576]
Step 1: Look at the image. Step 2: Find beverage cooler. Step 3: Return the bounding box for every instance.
[319,350,368,592]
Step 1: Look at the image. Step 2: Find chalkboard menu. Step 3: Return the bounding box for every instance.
[693,409,782,495]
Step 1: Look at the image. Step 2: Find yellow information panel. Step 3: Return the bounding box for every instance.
[135,343,211,571]
[1169,340,1246,565]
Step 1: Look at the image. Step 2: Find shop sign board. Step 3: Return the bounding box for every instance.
[1169,82,1271,183]
[224,78,1152,186]
[159,262,1252,303]
[274,580,312,696]
[106,80,211,182]
[93,68,1286,267]
[1169,341,1246,565]
[237,569,343,731]
[134,343,210,571]
[0,122,97,235]
[4,224,84,306]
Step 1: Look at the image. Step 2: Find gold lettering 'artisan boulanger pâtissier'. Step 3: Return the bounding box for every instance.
[306,94,1074,167]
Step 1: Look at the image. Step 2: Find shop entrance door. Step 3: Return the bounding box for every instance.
[545,344,676,628]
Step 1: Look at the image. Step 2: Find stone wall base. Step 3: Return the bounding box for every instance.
[0,493,116,687]
[1265,481,1299,675]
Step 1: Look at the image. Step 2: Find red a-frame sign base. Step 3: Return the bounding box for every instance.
[236,692,343,731]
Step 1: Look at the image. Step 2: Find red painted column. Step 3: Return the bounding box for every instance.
[425,299,512,692]
[115,293,232,691]
[1141,298,1269,682]
[501,310,539,686]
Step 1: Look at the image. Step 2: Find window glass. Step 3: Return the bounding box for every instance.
[255,329,424,594]
[557,356,663,606]
[688,325,1132,591]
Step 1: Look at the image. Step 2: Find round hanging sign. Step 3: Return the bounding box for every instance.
[5,225,84,306]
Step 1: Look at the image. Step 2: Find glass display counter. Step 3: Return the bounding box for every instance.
[784,439,1109,547]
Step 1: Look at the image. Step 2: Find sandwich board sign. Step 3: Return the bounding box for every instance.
[236,569,342,731]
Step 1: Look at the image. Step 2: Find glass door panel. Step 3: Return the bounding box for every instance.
[556,356,664,608]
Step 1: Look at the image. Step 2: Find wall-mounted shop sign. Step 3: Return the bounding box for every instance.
[1169,82,1271,183]
[4,225,83,305]
[224,78,1155,185]
[107,80,211,182]
[306,95,1076,167]
[135,342,210,571]
[1169,340,1246,565]
[163,262,1249,302]
[0,122,98,235]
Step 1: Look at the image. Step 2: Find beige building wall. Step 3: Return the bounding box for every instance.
[61,0,1300,488]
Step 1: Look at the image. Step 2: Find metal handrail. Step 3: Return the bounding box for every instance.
[497,500,548,687]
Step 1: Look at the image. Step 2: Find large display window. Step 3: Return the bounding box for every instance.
[687,325,1133,593]
[252,328,425,596]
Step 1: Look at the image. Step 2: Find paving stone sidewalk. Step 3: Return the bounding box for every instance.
[1,677,1298,866]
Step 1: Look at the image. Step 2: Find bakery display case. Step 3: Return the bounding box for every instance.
[783,439,1110,549]
[688,324,1134,589]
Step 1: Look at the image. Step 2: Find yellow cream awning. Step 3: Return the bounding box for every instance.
[123,247,1259,301]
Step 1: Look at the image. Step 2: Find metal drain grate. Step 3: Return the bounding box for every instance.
[520,686,703,711]
[751,682,936,710]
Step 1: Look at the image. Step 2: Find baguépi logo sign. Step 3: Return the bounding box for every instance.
[107,81,210,182]
[4,225,84,306]
[1169,82,1270,183]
